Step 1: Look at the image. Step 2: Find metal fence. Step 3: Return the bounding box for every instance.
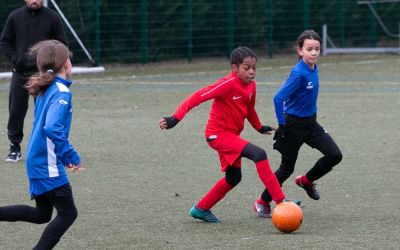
[1,0,399,66]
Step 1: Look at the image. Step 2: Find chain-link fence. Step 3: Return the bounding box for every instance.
[1,0,399,66]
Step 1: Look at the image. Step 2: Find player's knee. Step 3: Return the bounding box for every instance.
[280,158,296,173]
[67,208,78,222]
[330,150,342,167]
[34,212,52,224]
[225,167,242,187]
[242,143,267,163]
[275,166,294,183]
[252,149,267,163]
[59,207,78,223]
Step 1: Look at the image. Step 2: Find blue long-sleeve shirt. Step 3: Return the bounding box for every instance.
[26,76,80,196]
[273,59,319,125]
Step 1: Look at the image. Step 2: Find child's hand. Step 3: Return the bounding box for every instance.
[67,163,84,173]
[159,118,168,130]
[273,125,285,140]
[258,125,276,135]
[159,116,179,130]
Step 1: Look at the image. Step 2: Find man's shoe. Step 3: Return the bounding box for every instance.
[5,144,22,163]
[253,200,272,218]
[189,205,221,223]
[295,175,320,200]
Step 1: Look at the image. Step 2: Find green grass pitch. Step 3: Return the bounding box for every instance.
[0,54,399,249]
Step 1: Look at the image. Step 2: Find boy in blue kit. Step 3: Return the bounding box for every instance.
[0,40,81,250]
[254,30,342,215]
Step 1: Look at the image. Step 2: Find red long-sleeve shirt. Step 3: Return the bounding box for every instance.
[173,72,262,136]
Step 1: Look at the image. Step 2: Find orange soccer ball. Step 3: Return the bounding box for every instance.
[272,201,303,233]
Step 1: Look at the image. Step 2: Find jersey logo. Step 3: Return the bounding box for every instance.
[233,96,242,100]
[59,100,68,105]
[206,135,217,142]
[306,81,313,89]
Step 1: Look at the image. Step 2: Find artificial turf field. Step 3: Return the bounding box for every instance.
[0,54,399,249]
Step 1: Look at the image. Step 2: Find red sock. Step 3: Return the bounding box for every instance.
[197,178,234,210]
[255,160,285,203]
[256,197,269,206]
[300,175,313,186]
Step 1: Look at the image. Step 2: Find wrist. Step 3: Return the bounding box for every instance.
[258,125,273,134]
[165,116,179,129]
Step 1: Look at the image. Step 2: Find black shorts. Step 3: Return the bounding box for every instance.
[273,114,328,158]
[32,183,73,201]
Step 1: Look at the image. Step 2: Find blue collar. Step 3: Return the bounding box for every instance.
[55,76,73,88]
[300,59,318,72]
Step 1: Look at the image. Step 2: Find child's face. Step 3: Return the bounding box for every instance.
[232,56,257,84]
[298,38,320,68]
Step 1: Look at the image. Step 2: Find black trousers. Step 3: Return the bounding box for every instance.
[7,71,30,145]
[0,184,78,250]
[261,114,342,202]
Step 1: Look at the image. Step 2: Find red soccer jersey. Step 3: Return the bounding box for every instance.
[173,71,262,135]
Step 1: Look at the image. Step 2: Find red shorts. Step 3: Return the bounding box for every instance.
[206,132,249,172]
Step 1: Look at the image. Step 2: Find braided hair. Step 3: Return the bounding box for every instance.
[230,46,257,66]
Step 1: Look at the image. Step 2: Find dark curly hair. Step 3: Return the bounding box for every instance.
[230,46,257,66]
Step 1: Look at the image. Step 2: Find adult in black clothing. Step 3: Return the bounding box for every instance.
[0,0,67,162]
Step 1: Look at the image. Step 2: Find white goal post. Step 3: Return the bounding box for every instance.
[322,0,400,55]
[47,0,105,73]
[1,1,105,79]
[0,67,105,79]
[52,0,104,73]
[322,24,400,56]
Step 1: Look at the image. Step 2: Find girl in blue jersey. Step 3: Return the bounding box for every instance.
[254,30,342,211]
[0,40,81,249]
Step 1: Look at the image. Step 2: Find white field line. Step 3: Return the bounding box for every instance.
[1,58,397,83]
[1,58,389,85]
[76,58,398,85]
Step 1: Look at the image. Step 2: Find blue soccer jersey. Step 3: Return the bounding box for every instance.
[26,76,80,196]
[273,59,319,125]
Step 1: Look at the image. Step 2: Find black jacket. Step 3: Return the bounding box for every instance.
[0,5,67,75]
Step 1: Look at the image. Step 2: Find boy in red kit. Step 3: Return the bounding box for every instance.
[159,47,287,223]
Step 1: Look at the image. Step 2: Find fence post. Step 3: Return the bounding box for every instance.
[322,24,327,56]
[227,0,234,59]
[369,0,377,47]
[95,0,100,66]
[267,0,273,58]
[140,0,148,64]
[338,0,345,47]
[303,0,309,30]
[187,0,193,63]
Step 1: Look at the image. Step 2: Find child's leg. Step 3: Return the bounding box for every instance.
[33,184,78,250]
[255,160,285,202]
[259,152,300,203]
[197,167,241,210]
[305,127,342,182]
[259,122,305,203]
[0,196,53,223]
[241,143,285,203]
